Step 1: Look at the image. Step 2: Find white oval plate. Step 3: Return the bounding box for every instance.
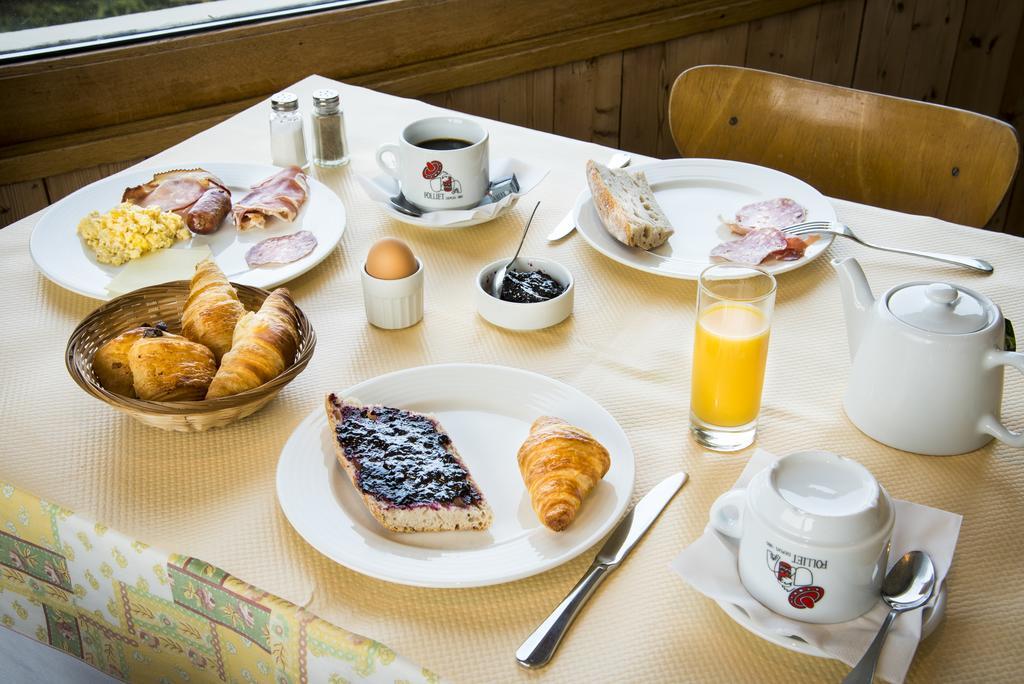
[276,364,635,588]
[572,158,837,280]
[30,162,345,300]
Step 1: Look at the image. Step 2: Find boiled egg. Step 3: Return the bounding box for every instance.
[365,238,418,280]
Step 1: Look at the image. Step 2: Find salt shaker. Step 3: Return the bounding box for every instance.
[269,92,307,168]
[311,88,349,167]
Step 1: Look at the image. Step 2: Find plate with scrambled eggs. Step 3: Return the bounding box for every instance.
[29,162,345,300]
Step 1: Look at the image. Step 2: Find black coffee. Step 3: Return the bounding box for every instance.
[415,137,473,151]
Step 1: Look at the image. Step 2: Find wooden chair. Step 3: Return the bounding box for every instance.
[668,65,1020,227]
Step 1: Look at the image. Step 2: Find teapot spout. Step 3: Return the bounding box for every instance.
[831,257,875,358]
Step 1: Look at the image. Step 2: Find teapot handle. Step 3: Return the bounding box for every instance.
[980,350,1024,448]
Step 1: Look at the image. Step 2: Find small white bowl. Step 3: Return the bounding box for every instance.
[475,256,574,331]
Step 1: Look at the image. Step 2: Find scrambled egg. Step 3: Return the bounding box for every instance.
[77,202,190,266]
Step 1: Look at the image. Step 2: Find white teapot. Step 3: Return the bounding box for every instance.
[833,257,1023,455]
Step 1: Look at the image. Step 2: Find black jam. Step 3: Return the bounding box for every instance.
[499,269,565,303]
[336,404,481,508]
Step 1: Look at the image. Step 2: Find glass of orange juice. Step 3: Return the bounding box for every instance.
[690,263,776,451]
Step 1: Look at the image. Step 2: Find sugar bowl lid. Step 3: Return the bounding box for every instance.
[886,282,992,334]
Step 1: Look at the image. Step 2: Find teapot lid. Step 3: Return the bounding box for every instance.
[886,282,991,334]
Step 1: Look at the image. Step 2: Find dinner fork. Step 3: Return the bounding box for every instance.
[783,221,994,273]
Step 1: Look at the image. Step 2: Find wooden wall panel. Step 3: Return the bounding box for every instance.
[553,53,623,147]
[5,0,1024,236]
[45,159,145,203]
[620,23,748,158]
[744,3,822,78]
[810,0,865,85]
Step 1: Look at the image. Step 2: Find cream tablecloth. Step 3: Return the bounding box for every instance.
[1,75,1022,683]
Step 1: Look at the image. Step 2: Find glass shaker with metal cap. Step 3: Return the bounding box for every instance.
[311,88,349,167]
[269,91,308,168]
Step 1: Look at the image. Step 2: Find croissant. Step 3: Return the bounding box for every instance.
[181,258,246,362]
[517,416,611,531]
[206,288,300,399]
[128,331,217,401]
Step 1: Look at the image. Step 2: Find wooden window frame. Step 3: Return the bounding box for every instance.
[0,0,814,184]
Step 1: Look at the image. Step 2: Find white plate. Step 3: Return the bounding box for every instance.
[276,364,635,588]
[30,162,346,300]
[717,585,946,659]
[573,158,837,280]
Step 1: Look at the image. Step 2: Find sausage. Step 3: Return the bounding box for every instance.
[185,188,232,234]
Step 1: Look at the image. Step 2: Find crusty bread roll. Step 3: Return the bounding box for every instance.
[586,159,674,250]
[128,331,217,401]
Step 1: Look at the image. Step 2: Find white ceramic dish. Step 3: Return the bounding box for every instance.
[717,585,946,659]
[475,256,574,330]
[275,364,635,588]
[30,162,346,300]
[572,158,836,280]
[361,258,424,329]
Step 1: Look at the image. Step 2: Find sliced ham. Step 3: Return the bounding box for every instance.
[233,166,309,231]
[244,230,318,267]
[122,169,230,225]
[728,197,806,235]
[710,227,789,264]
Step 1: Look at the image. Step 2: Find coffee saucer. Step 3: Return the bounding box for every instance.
[716,584,946,658]
[356,157,548,230]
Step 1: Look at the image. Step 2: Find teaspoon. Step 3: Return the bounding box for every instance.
[491,201,541,299]
[842,551,936,684]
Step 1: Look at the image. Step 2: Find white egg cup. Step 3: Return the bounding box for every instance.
[475,256,574,331]
[361,258,424,330]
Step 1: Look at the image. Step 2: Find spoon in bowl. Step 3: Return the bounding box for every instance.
[842,550,936,684]
[491,201,541,299]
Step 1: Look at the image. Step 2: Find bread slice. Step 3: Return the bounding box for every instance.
[325,394,493,533]
[586,159,674,250]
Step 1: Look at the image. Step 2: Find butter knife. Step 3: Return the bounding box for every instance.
[515,471,688,669]
[545,152,631,241]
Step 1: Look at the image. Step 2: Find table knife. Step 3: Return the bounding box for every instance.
[515,471,688,669]
[546,152,631,241]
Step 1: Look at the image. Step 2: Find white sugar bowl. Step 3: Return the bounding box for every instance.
[475,256,574,331]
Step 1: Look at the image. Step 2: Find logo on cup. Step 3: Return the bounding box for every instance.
[767,549,825,609]
[421,160,463,200]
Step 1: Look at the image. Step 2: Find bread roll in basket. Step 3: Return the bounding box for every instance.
[66,281,315,432]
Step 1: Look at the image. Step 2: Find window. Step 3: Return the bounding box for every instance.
[0,0,373,62]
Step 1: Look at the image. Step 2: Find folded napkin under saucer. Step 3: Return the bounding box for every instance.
[357,157,549,228]
[672,449,961,684]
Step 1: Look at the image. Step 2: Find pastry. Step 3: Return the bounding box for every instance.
[181,259,246,363]
[325,394,493,532]
[127,329,216,401]
[206,288,299,399]
[517,416,611,532]
[586,159,674,250]
[93,322,167,397]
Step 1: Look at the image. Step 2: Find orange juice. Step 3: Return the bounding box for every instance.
[690,302,771,427]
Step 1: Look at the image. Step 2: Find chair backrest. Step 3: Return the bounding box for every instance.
[668,65,1020,227]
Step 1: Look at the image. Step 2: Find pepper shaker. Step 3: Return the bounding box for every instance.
[269,92,308,168]
[311,88,350,167]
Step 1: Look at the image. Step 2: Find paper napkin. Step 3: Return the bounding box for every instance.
[356,157,549,227]
[672,449,961,684]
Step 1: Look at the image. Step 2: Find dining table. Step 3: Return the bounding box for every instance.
[1,73,1022,684]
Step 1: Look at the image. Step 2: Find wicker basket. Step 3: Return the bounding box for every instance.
[66,281,316,432]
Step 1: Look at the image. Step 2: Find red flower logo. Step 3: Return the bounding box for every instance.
[422,160,443,180]
[788,585,825,609]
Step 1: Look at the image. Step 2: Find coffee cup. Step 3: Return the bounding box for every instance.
[709,451,894,624]
[376,117,489,211]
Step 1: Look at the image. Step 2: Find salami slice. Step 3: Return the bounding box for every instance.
[710,227,788,264]
[731,197,806,235]
[244,230,318,267]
